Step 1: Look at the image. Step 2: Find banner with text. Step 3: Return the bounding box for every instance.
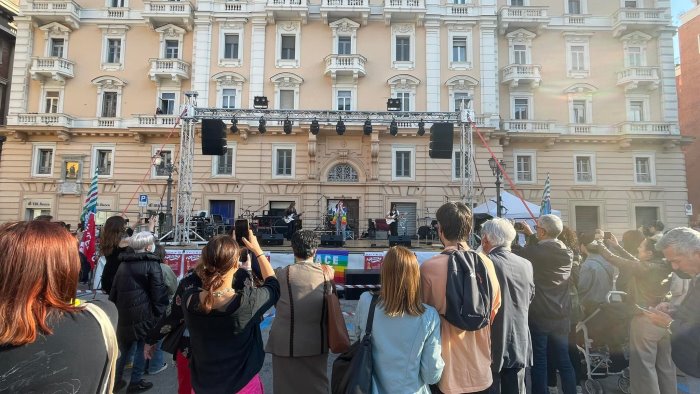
[164,249,184,277]
[363,252,386,270]
[316,250,349,284]
[184,249,202,272]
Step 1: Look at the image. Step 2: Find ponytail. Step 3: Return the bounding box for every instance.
[194,235,240,314]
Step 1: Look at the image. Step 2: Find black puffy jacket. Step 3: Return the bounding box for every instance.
[109,251,169,343]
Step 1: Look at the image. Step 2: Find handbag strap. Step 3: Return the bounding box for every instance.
[83,303,118,394]
[364,293,379,335]
[286,267,295,357]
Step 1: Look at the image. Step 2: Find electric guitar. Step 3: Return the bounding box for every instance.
[283,212,303,224]
[385,212,399,225]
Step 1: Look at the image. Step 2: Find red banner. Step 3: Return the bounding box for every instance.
[363,252,385,270]
[184,250,201,272]
[164,250,183,277]
[79,213,97,269]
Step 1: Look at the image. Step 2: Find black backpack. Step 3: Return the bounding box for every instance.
[442,248,493,331]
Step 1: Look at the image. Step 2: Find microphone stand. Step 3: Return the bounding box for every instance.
[314,194,327,231]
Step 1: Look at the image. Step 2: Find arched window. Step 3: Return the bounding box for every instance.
[327,164,358,182]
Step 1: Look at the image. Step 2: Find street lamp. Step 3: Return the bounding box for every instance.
[154,152,176,237]
[488,157,506,218]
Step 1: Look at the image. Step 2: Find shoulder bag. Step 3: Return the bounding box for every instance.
[83,303,118,394]
[331,293,378,394]
[323,266,351,354]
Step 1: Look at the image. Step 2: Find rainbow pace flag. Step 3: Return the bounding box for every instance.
[79,167,99,270]
[540,173,551,216]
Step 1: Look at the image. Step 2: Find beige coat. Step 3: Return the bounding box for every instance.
[266,261,333,357]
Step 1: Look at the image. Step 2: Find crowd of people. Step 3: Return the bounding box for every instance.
[0,206,699,394]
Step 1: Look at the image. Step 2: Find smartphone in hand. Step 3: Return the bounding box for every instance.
[234,219,250,242]
[636,304,652,313]
[604,231,612,239]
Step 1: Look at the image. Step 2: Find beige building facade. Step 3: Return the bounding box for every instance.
[0,0,690,237]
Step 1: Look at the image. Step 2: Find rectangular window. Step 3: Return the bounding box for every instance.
[629,100,644,121]
[110,0,125,7]
[511,0,524,5]
[96,149,113,176]
[571,45,586,71]
[635,206,659,229]
[575,155,594,183]
[396,36,410,62]
[275,148,293,176]
[45,91,59,113]
[165,40,179,59]
[513,44,527,65]
[452,37,467,63]
[395,92,410,112]
[338,36,351,55]
[107,39,121,63]
[224,34,239,59]
[575,206,599,234]
[395,150,412,178]
[279,90,294,110]
[35,148,54,175]
[516,155,533,182]
[454,93,470,111]
[453,151,470,180]
[216,147,234,176]
[568,0,581,14]
[50,38,64,58]
[626,47,642,67]
[281,35,296,60]
[337,90,351,111]
[453,0,466,4]
[625,0,638,8]
[635,156,653,184]
[160,93,175,115]
[102,92,118,118]
[222,89,236,109]
[514,98,529,120]
[155,150,173,177]
[573,100,587,124]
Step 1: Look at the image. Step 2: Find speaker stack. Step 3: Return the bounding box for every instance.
[320,234,344,247]
[260,233,284,246]
[388,235,412,247]
[429,122,454,159]
[201,119,227,155]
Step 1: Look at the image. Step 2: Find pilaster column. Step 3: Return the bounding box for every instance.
[192,14,213,107]
[479,21,498,119]
[8,17,33,121]
[425,20,441,111]
[249,18,267,108]
[657,29,678,124]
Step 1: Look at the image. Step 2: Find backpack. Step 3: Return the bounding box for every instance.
[442,248,493,331]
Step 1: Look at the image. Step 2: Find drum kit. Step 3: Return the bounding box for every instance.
[417,216,439,241]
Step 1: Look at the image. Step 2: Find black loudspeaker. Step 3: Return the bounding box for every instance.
[389,235,411,247]
[320,234,344,247]
[429,122,454,159]
[260,233,284,246]
[344,269,380,300]
[201,119,227,155]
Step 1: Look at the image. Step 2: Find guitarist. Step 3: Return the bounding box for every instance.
[284,202,301,240]
[386,203,400,236]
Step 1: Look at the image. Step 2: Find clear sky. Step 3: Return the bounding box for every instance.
[672,0,696,61]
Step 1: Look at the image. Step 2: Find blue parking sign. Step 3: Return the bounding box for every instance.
[139,194,148,207]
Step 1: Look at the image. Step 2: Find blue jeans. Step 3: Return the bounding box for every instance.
[116,339,146,383]
[336,219,346,240]
[531,330,577,394]
[147,339,165,373]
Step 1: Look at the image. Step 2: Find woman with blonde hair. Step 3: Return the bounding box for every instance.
[354,246,444,393]
[182,232,279,394]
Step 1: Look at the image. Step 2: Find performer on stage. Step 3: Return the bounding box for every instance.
[284,202,299,240]
[332,201,348,241]
[386,203,400,236]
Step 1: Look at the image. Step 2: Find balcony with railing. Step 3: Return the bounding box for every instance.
[214,0,248,12]
[135,114,180,127]
[148,58,191,82]
[501,64,541,88]
[503,120,556,133]
[14,113,74,127]
[617,122,677,135]
[498,6,549,34]
[29,57,75,82]
[324,54,367,79]
[320,0,370,24]
[383,0,425,25]
[266,0,308,23]
[21,0,81,28]
[142,1,194,30]
[616,66,660,91]
[611,7,669,37]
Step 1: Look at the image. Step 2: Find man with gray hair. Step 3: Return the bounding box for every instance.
[644,227,700,391]
[481,218,535,394]
[514,214,577,394]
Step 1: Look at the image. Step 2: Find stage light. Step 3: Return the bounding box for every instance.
[363,119,372,136]
[310,118,320,135]
[387,98,401,111]
[417,119,425,136]
[258,117,266,134]
[283,117,292,134]
[230,118,238,134]
[336,118,346,135]
[253,96,268,109]
[389,119,398,136]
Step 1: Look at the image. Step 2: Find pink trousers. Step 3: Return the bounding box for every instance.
[191,374,264,394]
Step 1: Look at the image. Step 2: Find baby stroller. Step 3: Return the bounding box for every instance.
[576,291,631,394]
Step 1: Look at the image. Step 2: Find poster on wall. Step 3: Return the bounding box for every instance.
[184,249,202,272]
[363,252,385,270]
[316,250,349,284]
[164,249,184,277]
